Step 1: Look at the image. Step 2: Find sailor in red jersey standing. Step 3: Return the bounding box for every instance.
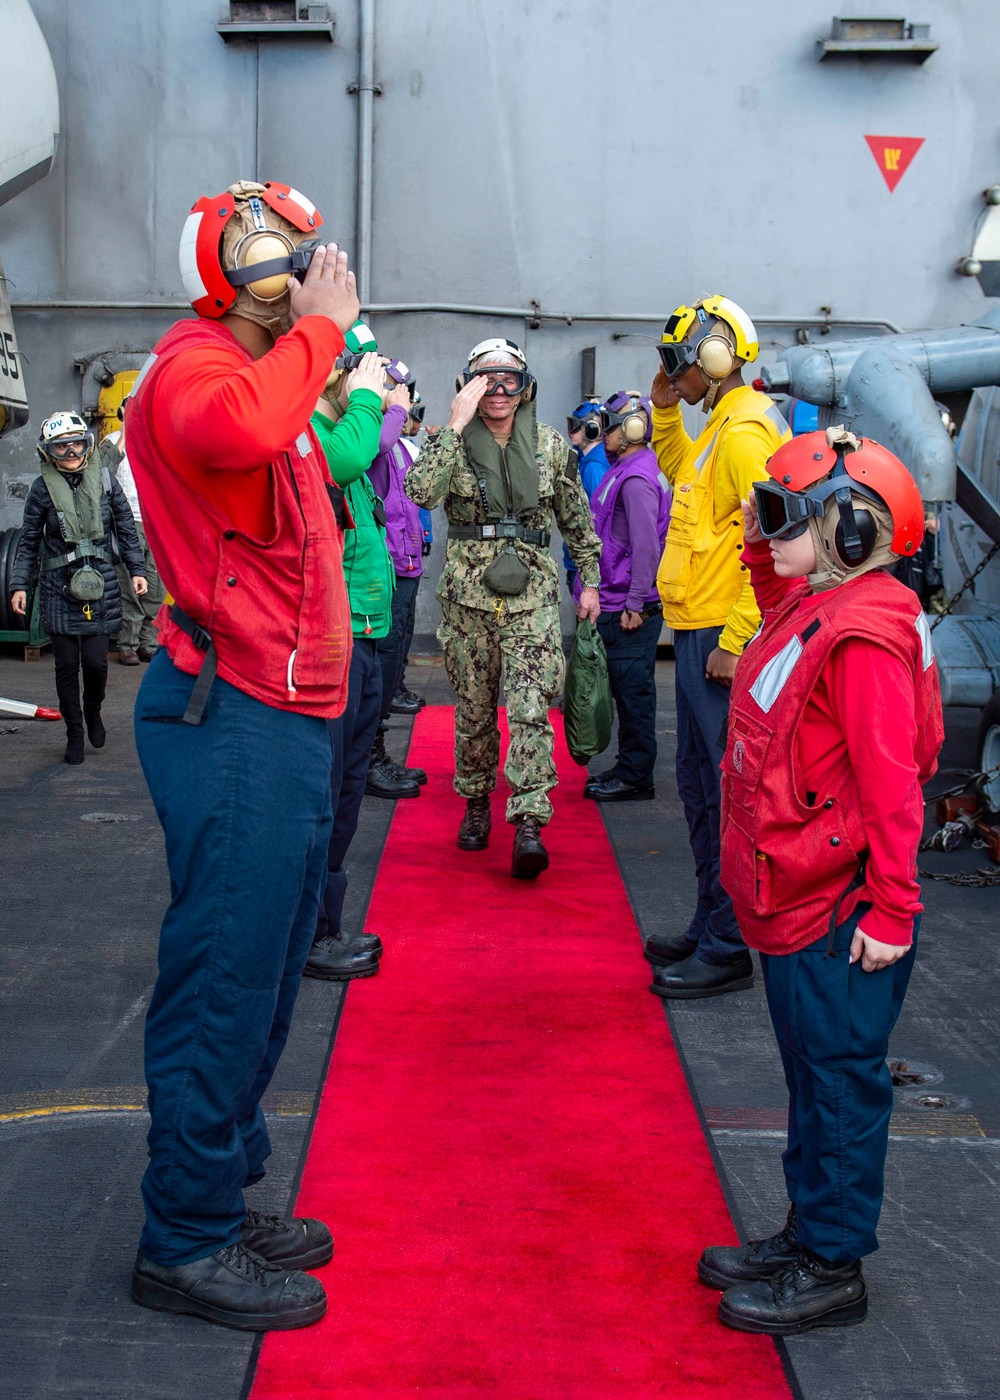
[126,181,361,1331]
[698,427,944,1335]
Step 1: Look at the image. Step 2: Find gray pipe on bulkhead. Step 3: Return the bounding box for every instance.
[356,0,375,306]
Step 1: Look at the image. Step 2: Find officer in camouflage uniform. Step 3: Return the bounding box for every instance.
[405,337,601,878]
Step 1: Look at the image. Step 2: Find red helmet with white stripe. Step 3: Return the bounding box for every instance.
[179,181,324,319]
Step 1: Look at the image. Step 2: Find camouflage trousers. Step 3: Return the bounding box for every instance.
[438,599,565,824]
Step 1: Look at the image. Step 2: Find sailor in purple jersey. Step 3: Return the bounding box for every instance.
[365,358,430,795]
[580,391,671,802]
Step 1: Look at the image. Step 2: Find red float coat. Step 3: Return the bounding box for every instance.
[720,541,944,955]
[126,316,351,718]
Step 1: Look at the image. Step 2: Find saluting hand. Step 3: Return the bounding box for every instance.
[650,366,682,411]
[345,351,385,398]
[740,497,764,546]
[289,243,360,335]
[386,382,412,412]
[447,376,488,434]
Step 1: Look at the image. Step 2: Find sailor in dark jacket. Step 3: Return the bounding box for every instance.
[10,411,147,764]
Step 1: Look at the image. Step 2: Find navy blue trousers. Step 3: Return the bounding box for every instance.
[673,626,744,963]
[134,653,334,1265]
[760,905,919,1263]
[316,637,383,941]
[376,575,420,727]
[597,610,661,787]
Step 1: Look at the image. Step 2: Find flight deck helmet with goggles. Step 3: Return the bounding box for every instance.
[658,295,759,413]
[457,338,537,402]
[756,427,924,568]
[179,180,324,326]
[601,390,652,445]
[37,411,94,466]
[567,398,603,441]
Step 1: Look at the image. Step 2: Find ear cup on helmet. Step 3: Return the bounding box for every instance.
[234,231,296,301]
[622,412,647,444]
[834,507,877,566]
[583,419,602,442]
[696,333,737,381]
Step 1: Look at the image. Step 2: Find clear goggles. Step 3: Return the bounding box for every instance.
[461,367,530,396]
[656,340,700,381]
[46,437,91,460]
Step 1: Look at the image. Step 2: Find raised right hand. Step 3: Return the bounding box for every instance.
[288,243,360,334]
[650,366,682,410]
[447,376,488,433]
[740,497,764,546]
[345,351,386,398]
[11,590,26,616]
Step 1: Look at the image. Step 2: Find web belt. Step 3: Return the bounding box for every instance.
[448,524,550,546]
[41,542,113,570]
[169,604,218,726]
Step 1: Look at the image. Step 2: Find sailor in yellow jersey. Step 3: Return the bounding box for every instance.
[644,296,790,999]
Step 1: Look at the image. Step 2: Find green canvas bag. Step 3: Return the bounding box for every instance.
[563,619,613,765]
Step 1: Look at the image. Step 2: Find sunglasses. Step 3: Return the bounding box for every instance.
[47,439,90,460]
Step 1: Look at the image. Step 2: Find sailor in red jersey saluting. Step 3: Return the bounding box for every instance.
[698,427,944,1335]
[126,181,360,1331]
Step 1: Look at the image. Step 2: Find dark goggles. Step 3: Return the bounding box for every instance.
[462,367,530,396]
[753,481,823,541]
[409,402,426,423]
[567,410,600,433]
[46,437,91,460]
[656,341,699,381]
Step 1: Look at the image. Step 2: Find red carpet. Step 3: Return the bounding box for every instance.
[252,708,792,1399]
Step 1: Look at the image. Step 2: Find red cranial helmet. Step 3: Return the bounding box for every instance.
[179,181,324,320]
[759,429,925,562]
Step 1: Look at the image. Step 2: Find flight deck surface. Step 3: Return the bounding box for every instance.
[0,653,995,1400]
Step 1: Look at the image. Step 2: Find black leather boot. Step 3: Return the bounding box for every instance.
[84,704,106,749]
[241,1211,334,1271]
[511,815,549,879]
[365,735,420,799]
[131,1242,326,1330]
[457,796,492,851]
[649,950,754,999]
[698,1205,798,1290]
[644,932,700,967]
[376,731,427,787]
[584,765,618,791]
[584,775,654,802]
[303,934,381,981]
[719,1247,867,1335]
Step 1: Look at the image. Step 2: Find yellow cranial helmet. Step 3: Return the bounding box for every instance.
[657,295,759,412]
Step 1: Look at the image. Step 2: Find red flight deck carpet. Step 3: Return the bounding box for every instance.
[252,708,792,1399]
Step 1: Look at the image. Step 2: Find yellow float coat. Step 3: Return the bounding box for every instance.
[653,386,790,653]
